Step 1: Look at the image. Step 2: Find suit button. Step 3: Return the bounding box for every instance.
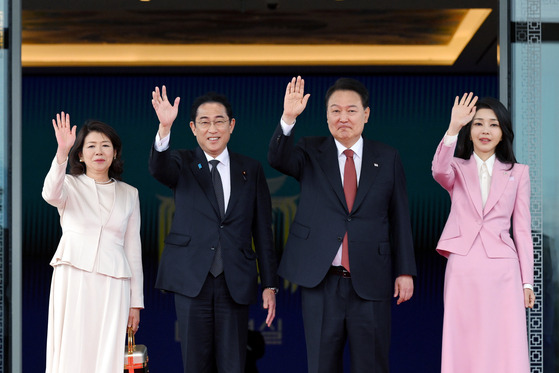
[337,237,343,242]
[347,217,352,222]
[210,247,215,251]
[220,225,224,229]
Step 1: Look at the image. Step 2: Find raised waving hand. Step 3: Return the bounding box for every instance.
[152,85,181,139]
[282,76,311,126]
[52,111,76,163]
[447,92,478,136]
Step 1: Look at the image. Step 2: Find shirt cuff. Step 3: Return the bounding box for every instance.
[443,133,458,146]
[280,118,296,136]
[154,132,170,152]
[523,283,534,291]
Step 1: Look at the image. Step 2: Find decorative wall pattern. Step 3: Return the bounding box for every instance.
[0,2,9,372]
[513,0,543,371]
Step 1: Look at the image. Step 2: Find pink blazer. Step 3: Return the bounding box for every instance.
[42,157,144,308]
[432,138,534,285]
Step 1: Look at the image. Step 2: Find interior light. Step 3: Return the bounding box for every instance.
[21,9,491,67]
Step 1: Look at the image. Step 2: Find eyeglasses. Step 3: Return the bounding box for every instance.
[195,119,229,130]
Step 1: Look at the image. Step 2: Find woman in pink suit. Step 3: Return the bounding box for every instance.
[42,112,143,372]
[432,93,535,373]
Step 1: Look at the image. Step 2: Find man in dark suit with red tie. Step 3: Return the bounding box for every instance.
[268,76,416,373]
[149,86,279,373]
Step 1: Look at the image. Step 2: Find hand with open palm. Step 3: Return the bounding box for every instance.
[52,111,76,164]
[152,85,181,139]
[281,76,311,126]
[447,92,478,136]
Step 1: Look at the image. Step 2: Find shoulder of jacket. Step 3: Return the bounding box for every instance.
[116,180,138,193]
[298,136,330,147]
[454,155,471,165]
[73,173,91,184]
[231,153,265,173]
[512,162,529,175]
[172,148,196,157]
[366,139,397,153]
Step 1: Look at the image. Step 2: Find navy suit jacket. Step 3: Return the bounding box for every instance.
[150,145,278,305]
[268,124,416,300]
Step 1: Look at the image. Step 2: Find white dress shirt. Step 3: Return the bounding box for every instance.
[472,152,495,209]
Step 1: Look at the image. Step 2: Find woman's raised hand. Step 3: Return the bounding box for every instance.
[448,92,478,136]
[52,112,76,163]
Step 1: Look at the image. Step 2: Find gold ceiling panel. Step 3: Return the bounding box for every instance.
[21,8,491,67]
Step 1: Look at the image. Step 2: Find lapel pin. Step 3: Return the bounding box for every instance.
[374,163,379,167]
[198,163,202,169]
[242,171,247,181]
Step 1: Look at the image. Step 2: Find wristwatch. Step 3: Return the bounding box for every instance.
[266,287,279,294]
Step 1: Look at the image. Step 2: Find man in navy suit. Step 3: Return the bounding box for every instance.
[149,86,278,373]
[268,77,416,373]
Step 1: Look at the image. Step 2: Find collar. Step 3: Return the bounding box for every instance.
[473,152,496,176]
[204,148,230,167]
[81,172,115,185]
[334,137,363,159]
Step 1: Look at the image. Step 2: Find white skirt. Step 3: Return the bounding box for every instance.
[46,264,130,373]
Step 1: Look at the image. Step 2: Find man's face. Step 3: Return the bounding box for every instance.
[326,90,370,148]
[190,102,235,158]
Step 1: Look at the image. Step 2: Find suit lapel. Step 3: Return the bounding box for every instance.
[483,160,510,214]
[190,147,221,218]
[106,180,121,226]
[79,174,104,225]
[353,140,381,212]
[458,157,484,218]
[317,138,347,210]
[226,153,244,219]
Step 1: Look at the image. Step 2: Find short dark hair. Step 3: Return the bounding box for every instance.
[455,97,517,167]
[190,92,234,122]
[69,120,124,180]
[325,78,369,109]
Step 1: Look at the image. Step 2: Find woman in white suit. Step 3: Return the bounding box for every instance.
[42,112,143,373]
[432,93,535,373]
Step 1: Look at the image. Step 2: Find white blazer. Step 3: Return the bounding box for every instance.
[42,157,144,308]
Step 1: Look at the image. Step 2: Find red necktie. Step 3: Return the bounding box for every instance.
[342,149,357,272]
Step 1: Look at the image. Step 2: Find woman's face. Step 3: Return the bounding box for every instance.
[79,131,115,180]
[470,108,502,160]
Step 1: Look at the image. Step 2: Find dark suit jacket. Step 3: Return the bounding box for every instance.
[268,124,416,300]
[150,145,278,305]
